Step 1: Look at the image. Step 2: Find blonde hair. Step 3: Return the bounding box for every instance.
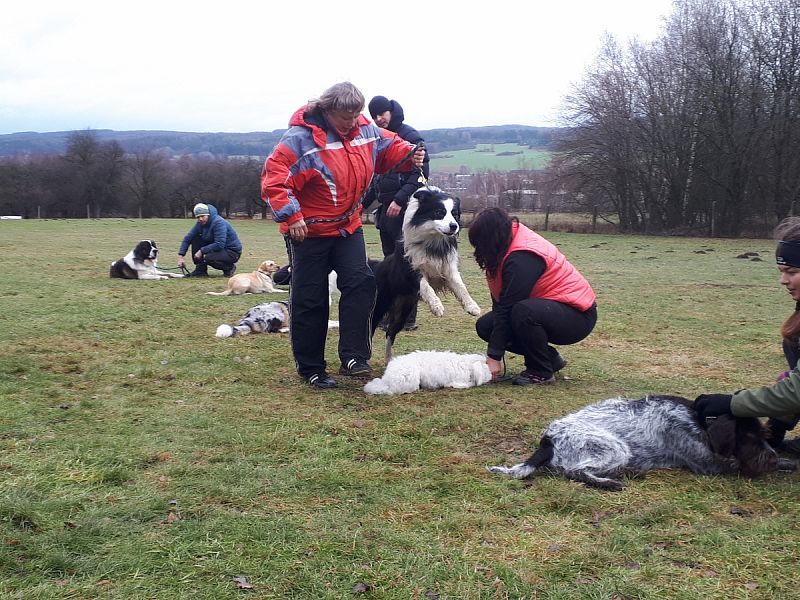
[307,82,365,115]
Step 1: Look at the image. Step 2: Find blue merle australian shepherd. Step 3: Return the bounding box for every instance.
[489,395,794,491]
[369,186,481,363]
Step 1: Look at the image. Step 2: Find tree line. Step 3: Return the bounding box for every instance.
[553,0,800,236]
[0,131,264,219]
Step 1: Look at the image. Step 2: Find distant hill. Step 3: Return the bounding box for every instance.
[0,125,565,158]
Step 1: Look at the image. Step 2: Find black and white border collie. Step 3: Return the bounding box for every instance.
[109,240,183,280]
[370,186,481,362]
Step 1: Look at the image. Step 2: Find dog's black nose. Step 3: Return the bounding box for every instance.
[449,222,459,233]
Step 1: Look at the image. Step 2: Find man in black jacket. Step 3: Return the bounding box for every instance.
[364,96,430,330]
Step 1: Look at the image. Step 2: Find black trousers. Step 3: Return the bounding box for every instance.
[783,338,800,370]
[189,239,240,273]
[287,228,376,378]
[378,209,404,257]
[476,299,597,377]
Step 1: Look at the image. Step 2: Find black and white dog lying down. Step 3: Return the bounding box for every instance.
[370,186,481,362]
[489,395,794,491]
[110,240,183,280]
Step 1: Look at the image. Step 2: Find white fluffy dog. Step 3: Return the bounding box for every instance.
[363,350,492,395]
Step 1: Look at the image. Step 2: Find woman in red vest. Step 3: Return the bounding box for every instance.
[468,208,598,385]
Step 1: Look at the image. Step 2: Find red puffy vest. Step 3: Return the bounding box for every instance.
[486,222,596,311]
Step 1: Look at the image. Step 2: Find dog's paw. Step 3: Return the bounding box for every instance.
[464,301,481,316]
[428,300,445,317]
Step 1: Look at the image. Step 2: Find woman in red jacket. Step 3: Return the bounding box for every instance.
[261,82,424,389]
[468,208,598,385]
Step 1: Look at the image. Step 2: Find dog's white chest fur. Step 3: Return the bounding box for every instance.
[401,187,481,318]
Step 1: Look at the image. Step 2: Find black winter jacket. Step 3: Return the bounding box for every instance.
[363,100,430,213]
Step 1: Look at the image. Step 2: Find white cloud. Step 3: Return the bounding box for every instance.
[0,0,673,133]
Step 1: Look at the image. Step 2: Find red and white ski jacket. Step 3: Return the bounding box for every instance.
[261,106,417,238]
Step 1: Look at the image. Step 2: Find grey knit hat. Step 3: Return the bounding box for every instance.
[193,203,210,217]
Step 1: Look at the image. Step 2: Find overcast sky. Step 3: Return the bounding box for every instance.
[1,0,674,135]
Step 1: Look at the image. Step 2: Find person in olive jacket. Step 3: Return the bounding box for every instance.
[695,217,800,453]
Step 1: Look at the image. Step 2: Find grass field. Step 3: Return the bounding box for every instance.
[429,143,551,173]
[2,219,800,599]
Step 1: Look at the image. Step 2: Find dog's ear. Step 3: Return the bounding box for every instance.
[452,197,462,223]
[413,189,431,204]
[472,360,491,385]
[265,317,284,333]
[705,414,738,457]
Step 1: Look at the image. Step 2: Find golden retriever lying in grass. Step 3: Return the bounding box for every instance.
[206,260,287,296]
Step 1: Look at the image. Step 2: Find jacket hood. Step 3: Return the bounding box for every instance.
[206,204,220,219]
[387,100,405,132]
[289,105,371,147]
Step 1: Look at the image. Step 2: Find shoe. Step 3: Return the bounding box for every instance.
[403,322,418,331]
[185,270,209,278]
[306,373,337,389]
[552,352,567,372]
[512,371,556,386]
[223,265,237,277]
[780,438,800,455]
[339,359,372,377]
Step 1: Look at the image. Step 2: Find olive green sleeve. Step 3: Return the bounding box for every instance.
[730,369,800,423]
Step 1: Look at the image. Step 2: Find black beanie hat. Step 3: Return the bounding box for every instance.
[368,96,392,119]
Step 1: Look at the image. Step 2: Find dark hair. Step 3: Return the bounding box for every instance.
[468,207,516,278]
[775,217,800,341]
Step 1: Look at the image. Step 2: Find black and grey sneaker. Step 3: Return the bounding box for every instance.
[512,371,556,386]
[339,358,372,377]
[223,264,237,277]
[185,269,209,278]
[306,373,337,389]
[780,437,800,455]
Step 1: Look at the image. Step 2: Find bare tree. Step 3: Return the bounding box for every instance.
[125,149,170,218]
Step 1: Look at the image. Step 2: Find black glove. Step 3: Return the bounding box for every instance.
[693,394,733,421]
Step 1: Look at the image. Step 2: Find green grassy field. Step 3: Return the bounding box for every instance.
[429,143,551,173]
[2,219,799,599]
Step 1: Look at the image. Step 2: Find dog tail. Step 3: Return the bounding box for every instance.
[363,377,392,395]
[206,289,233,296]
[487,436,554,479]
